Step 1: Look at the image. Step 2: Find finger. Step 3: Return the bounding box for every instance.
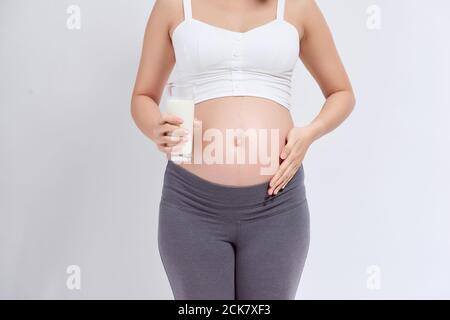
[272,142,298,186]
[274,172,294,195]
[278,174,295,194]
[272,169,293,195]
[269,155,294,189]
[161,133,190,150]
[171,126,190,137]
[160,135,184,147]
[273,180,286,195]
[158,124,188,136]
[172,135,190,149]
[281,163,302,190]
[269,162,298,195]
[159,114,184,125]
[280,177,290,190]
[268,169,288,195]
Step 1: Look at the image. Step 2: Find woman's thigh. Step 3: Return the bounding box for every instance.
[234,199,310,300]
[158,203,236,300]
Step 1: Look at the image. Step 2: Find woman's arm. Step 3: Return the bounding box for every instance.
[131,0,188,153]
[269,0,356,195]
[298,0,356,140]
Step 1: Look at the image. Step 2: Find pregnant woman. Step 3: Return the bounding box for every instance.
[131,0,355,299]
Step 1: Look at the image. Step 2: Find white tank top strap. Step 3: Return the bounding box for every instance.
[277,0,285,20]
[182,0,192,20]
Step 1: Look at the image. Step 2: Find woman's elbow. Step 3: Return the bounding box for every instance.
[348,89,356,111]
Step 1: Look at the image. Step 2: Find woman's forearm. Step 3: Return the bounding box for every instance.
[305,89,356,143]
[130,94,162,142]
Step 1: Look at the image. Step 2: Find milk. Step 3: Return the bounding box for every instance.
[165,97,195,163]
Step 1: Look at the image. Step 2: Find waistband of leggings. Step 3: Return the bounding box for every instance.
[163,159,304,206]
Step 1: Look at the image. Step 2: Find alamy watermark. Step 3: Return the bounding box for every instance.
[366,5,382,30]
[66,265,81,290]
[66,5,81,30]
[366,265,381,290]
[171,122,281,176]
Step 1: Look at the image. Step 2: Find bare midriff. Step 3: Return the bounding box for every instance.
[174,96,294,186]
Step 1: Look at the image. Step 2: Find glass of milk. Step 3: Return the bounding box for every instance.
[164,82,195,163]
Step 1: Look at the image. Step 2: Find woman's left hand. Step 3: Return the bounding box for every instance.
[268,126,316,195]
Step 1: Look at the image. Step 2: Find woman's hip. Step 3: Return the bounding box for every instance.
[159,160,307,222]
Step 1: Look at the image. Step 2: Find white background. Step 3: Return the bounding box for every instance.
[1,0,449,299]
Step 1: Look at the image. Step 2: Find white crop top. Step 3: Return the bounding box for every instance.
[171,0,299,110]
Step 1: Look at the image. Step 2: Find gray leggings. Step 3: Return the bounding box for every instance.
[158,160,310,300]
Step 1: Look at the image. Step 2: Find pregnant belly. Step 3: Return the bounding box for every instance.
[174,96,294,186]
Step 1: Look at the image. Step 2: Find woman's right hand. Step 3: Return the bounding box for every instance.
[152,114,189,155]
